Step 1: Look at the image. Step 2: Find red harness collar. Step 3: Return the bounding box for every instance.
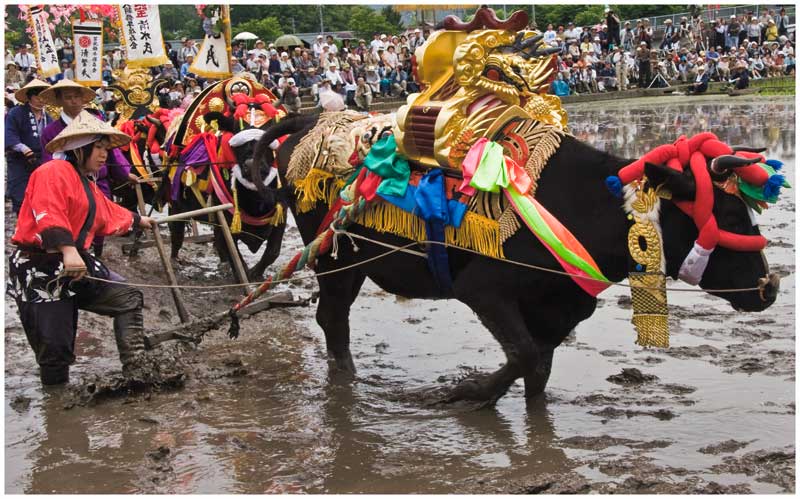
[617,132,767,253]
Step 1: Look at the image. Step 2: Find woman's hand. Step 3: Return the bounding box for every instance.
[60,245,87,280]
[139,216,155,229]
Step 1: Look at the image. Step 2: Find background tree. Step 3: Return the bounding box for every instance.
[232,17,283,44]
[348,6,399,40]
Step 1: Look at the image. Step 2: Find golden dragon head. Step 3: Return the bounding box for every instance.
[396,6,567,169]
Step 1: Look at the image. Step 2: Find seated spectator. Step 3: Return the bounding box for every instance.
[688,65,709,93]
[231,57,245,74]
[354,76,372,110]
[278,77,301,113]
[277,70,293,96]
[597,62,616,91]
[157,61,179,82]
[551,73,570,96]
[730,61,750,89]
[365,65,380,95]
[784,52,795,75]
[325,63,344,92]
[306,68,322,103]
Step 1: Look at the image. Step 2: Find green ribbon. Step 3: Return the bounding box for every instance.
[507,188,610,284]
[363,135,410,198]
[469,142,508,193]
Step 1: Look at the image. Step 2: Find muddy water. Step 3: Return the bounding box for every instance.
[5,96,795,493]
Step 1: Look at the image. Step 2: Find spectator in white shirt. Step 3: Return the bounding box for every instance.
[14,46,35,74]
[312,35,325,59]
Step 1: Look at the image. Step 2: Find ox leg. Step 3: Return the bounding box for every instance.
[248,224,286,280]
[448,298,553,404]
[212,227,250,277]
[315,268,367,378]
[169,221,186,259]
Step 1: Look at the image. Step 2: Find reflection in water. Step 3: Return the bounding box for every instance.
[567,99,795,161]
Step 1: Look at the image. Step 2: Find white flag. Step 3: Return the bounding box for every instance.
[28,6,60,78]
[190,5,231,78]
[72,21,103,87]
[118,4,169,68]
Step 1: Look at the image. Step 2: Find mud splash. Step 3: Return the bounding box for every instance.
[5,96,795,493]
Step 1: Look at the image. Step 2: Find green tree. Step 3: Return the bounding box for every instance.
[381,6,404,31]
[159,5,203,40]
[232,17,283,44]
[348,6,398,40]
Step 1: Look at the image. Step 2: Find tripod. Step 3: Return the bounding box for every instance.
[647,71,671,89]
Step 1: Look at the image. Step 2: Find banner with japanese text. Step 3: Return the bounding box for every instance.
[190,5,232,78]
[72,21,103,87]
[118,4,169,68]
[28,6,60,78]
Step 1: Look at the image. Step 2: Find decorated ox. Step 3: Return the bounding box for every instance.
[243,7,784,405]
[162,77,290,280]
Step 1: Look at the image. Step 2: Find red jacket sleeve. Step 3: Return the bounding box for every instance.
[94,184,136,237]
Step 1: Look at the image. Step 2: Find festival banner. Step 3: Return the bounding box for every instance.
[28,6,60,78]
[190,5,232,78]
[72,21,103,87]
[117,4,169,68]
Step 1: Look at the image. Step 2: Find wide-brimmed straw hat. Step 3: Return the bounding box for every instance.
[14,79,51,104]
[39,78,97,106]
[45,110,131,154]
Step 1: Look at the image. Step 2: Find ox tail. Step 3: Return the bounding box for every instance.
[251,114,318,196]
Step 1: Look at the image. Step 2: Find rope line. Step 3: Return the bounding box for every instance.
[77,230,771,295]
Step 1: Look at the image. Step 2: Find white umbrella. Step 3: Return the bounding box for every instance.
[233,31,258,52]
[233,31,258,41]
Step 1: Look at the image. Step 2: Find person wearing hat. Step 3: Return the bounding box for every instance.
[39,79,134,257]
[278,76,301,113]
[688,64,709,94]
[728,58,750,89]
[306,67,322,102]
[8,110,156,386]
[635,41,652,88]
[765,19,778,42]
[157,60,179,81]
[5,57,25,88]
[5,79,53,214]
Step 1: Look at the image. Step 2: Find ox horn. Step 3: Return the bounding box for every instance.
[732,145,767,153]
[711,154,760,174]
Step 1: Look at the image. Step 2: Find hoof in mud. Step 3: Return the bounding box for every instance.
[327,359,357,384]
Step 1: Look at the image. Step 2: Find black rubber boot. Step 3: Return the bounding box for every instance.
[40,365,69,385]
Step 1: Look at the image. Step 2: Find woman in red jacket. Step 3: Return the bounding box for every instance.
[8,111,155,386]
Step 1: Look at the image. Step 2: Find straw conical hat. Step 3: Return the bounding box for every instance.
[45,110,131,153]
[14,79,51,104]
[39,78,97,106]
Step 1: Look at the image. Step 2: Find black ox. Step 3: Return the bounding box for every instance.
[249,114,780,405]
[166,113,289,280]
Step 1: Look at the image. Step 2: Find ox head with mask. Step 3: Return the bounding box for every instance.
[618,137,788,313]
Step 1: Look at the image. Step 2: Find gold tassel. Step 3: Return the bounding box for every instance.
[267,203,286,226]
[446,211,504,260]
[293,168,347,214]
[354,201,505,259]
[629,272,669,348]
[230,181,242,234]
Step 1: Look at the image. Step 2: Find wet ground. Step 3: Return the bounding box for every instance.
[5,95,795,493]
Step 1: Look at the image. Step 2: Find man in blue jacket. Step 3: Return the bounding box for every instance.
[5,79,52,214]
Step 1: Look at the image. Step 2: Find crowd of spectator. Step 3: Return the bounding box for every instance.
[5,7,795,114]
[547,7,795,97]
